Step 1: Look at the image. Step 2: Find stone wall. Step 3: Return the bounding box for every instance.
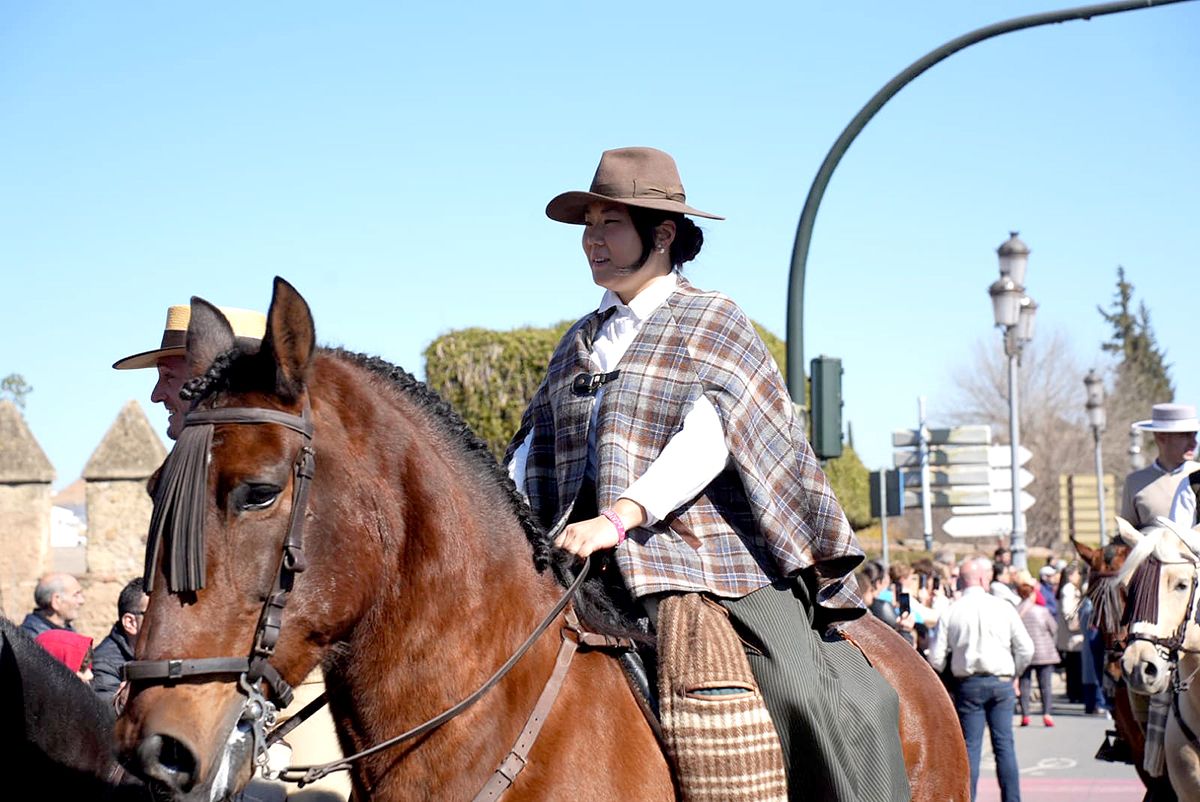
[0,400,165,642]
[78,401,166,640]
[0,400,55,623]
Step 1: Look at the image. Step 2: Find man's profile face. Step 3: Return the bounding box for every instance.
[52,577,85,624]
[122,594,149,638]
[151,355,189,440]
[1154,431,1197,470]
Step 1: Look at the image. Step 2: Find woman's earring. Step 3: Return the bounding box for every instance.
[656,245,666,254]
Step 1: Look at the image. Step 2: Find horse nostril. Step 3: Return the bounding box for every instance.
[1143,661,1158,680]
[136,733,198,791]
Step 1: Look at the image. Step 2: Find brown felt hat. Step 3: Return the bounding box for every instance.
[112,304,267,370]
[546,147,724,224]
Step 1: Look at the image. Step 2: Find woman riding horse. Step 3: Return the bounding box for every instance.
[506,147,909,801]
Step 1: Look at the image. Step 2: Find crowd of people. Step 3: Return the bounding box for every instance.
[17,571,148,709]
[857,547,1107,801]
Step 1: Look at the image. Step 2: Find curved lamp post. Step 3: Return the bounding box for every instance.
[989,233,1036,570]
[785,0,1196,405]
[1084,369,1108,541]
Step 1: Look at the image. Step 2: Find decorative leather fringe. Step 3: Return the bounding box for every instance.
[1123,557,1161,628]
[657,593,788,802]
[145,421,214,592]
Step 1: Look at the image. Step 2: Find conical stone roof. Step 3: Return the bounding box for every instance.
[82,400,167,480]
[0,399,55,483]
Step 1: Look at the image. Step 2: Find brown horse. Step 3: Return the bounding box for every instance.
[117,278,967,801]
[1073,532,1176,800]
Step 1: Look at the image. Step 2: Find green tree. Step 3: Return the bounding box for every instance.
[1098,267,1173,477]
[1099,266,1173,402]
[0,373,31,409]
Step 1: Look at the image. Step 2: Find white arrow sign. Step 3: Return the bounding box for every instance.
[989,468,1035,491]
[988,446,1033,468]
[892,425,991,447]
[901,465,991,487]
[950,490,1036,516]
[894,445,991,468]
[905,486,993,508]
[943,513,1024,539]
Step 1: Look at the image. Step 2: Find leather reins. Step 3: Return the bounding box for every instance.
[124,402,617,798]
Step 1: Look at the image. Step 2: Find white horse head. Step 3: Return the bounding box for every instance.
[1119,517,1200,695]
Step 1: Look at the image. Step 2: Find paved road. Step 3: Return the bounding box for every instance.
[970,688,1146,802]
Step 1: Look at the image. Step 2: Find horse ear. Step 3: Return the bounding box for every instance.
[1072,537,1097,565]
[262,277,315,401]
[186,298,236,378]
[1115,517,1143,547]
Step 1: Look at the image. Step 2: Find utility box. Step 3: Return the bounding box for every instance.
[810,355,843,460]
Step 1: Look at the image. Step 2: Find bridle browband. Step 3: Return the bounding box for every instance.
[124,400,616,798]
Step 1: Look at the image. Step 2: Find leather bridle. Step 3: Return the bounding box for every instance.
[125,405,316,777]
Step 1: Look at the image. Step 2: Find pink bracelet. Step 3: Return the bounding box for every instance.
[600,509,626,546]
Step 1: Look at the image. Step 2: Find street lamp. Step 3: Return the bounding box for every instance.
[1084,369,1108,541]
[990,232,1036,570]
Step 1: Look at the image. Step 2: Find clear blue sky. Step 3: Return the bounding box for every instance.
[2,1,1196,490]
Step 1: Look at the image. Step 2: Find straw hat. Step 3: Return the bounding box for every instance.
[1014,569,1036,588]
[1133,403,1199,433]
[546,147,724,224]
[112,305,267,370]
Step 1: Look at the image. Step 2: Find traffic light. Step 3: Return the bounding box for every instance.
[810,355,843,460]
[870,469,905,517]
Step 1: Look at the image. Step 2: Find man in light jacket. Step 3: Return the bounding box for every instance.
[931,556,1034,802]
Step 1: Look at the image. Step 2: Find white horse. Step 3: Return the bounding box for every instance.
[1118,515,1200,801]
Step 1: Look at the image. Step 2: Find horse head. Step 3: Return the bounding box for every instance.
[1073,525,1133,679]
[1119,516,1200,696]
[117,278,335,801]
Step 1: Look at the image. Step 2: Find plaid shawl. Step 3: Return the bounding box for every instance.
[507,280,864,617]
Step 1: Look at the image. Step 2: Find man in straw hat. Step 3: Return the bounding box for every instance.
[113,302,350,802]
[1121,402,1200,529]
[113,304,268,440]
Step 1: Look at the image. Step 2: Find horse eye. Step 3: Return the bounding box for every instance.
[1176,581,1190,592]
[235,483,282,512]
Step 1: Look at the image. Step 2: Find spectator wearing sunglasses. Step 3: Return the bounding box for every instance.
[92,577,149,705]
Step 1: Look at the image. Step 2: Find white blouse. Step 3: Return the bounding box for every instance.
[508,271,729,525]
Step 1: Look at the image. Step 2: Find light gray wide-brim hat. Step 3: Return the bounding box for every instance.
[546,147,724,224]
[1133,403,1200,433]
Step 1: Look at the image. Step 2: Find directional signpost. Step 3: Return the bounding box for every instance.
[892,416,994,550]
[891,416,1037,542]
[942,445,1036,539]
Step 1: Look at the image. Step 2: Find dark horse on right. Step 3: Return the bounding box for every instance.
[117,278,968,801]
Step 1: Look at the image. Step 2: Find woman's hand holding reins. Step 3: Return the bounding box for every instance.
[554,498,646,558]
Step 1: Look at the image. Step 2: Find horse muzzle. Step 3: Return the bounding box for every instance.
[1122,643,1172,695]
[119,691,255,802]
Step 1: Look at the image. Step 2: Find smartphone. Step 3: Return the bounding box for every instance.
[932,576,941,592]
[898,592,912,615]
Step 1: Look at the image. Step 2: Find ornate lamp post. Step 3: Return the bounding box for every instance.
[989,232,1036,570]
[1084,369,1108,541]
